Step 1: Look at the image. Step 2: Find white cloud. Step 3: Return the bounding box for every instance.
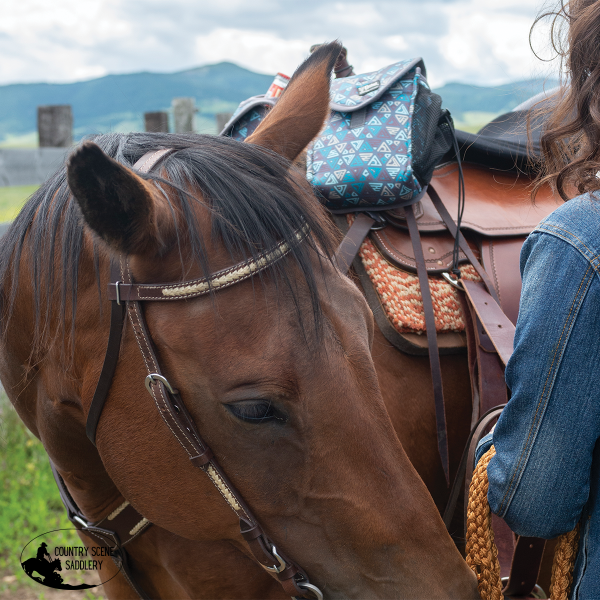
[437,0,558,86]
[0,0,130,83]
[0,0,560,87]
[192,29,314,77]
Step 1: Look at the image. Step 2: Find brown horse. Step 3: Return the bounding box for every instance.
[0,43,478,598]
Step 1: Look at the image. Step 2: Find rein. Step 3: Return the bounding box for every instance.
[66,149,322,600]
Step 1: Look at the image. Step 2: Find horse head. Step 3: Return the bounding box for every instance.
[1,43,478,598]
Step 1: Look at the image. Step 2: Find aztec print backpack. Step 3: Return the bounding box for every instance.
[221,58,455,213]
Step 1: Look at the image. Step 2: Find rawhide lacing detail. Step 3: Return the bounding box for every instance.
[82,149,322,600]
[164,225,309,297]
[107,223,310,302]
[121,253,319,598]
[206,464,242,512]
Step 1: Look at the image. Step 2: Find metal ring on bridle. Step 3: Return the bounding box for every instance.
[261,544,287,574]
[144,373,177,395]
[296,582,324,600]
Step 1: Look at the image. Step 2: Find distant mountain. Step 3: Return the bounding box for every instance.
[0,63,558,143]
[0,62,273,140]
[436,79,559,121]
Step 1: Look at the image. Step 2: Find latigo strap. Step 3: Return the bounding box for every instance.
[428,183,545,598]
[406,203,450,484]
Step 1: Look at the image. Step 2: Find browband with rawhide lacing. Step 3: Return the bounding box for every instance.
[80,148,323,600]
[107,223,310,302]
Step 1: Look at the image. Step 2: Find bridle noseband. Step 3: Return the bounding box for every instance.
[75,149,322,600]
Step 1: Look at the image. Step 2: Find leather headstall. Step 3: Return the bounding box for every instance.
[76,149,322,600]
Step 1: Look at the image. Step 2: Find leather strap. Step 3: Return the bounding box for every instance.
[462,280,516,366]
[77,148,324,599]
[49,462,152,599]
[462,415,546,598]
[132,148,175,174]
[461,291,508,421]
[458,293,481,430]
[86,283,125,445]
[453,409,546,598]
[503,536,547,597]
[443,405,505,529]
[120,256,318,598]
[406,204,449,484]
[86,149,176,445]
[428,185,501,305]
[334,213,375,274]
[50,460,151,547]
[463,407,505,531]
[106,227,308,302]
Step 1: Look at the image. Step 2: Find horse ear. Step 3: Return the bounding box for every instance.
[67,142,174,255]
[245,41,341,161]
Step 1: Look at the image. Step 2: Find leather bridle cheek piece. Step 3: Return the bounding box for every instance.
[64,149,323,600]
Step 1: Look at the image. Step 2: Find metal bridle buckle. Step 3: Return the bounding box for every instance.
[262,544,287,574]
[144,373,177,396]
[442,271,464,291]
[296,582,324,600]
[114,281,122,305]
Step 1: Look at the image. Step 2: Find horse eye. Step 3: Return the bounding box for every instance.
[225,400,287,424]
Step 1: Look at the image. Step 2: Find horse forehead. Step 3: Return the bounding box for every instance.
[142,275,360,381]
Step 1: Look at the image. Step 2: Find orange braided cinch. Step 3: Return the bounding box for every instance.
[466,446,580,600]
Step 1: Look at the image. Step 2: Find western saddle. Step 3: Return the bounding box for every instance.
[325,47,560,599]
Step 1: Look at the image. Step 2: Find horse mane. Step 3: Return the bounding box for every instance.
[0,132,338,357]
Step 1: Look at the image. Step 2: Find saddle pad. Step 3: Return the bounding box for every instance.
[352,217,481,334]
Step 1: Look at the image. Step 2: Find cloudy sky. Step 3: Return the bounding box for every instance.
[1,0,562,88]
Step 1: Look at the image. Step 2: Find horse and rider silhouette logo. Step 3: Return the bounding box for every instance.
[21,542,65,588]
[20,531,120,590]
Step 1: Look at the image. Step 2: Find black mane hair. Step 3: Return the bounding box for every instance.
[0,132,338,356]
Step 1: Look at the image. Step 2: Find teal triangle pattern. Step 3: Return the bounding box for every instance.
[225,59,429,211]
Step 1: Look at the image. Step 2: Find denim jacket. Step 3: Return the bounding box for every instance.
[476,194,600,599]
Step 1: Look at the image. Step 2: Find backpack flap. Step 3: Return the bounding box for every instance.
[307,58,437,213]
[219,95,277,141]
[329,58,425,112]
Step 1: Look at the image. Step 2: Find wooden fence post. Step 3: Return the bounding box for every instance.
[215,113,233,133]
[37,105,73,147]
[172,98,196,133]
[144,112,169,133]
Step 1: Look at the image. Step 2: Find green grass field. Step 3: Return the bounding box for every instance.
[0,185,38,223]
[453,111,499,134]
[0,392,103,599]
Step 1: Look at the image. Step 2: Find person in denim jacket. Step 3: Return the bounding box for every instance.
[475,1,600,597]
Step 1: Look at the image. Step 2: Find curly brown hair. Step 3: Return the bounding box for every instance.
[532,0,600,201]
